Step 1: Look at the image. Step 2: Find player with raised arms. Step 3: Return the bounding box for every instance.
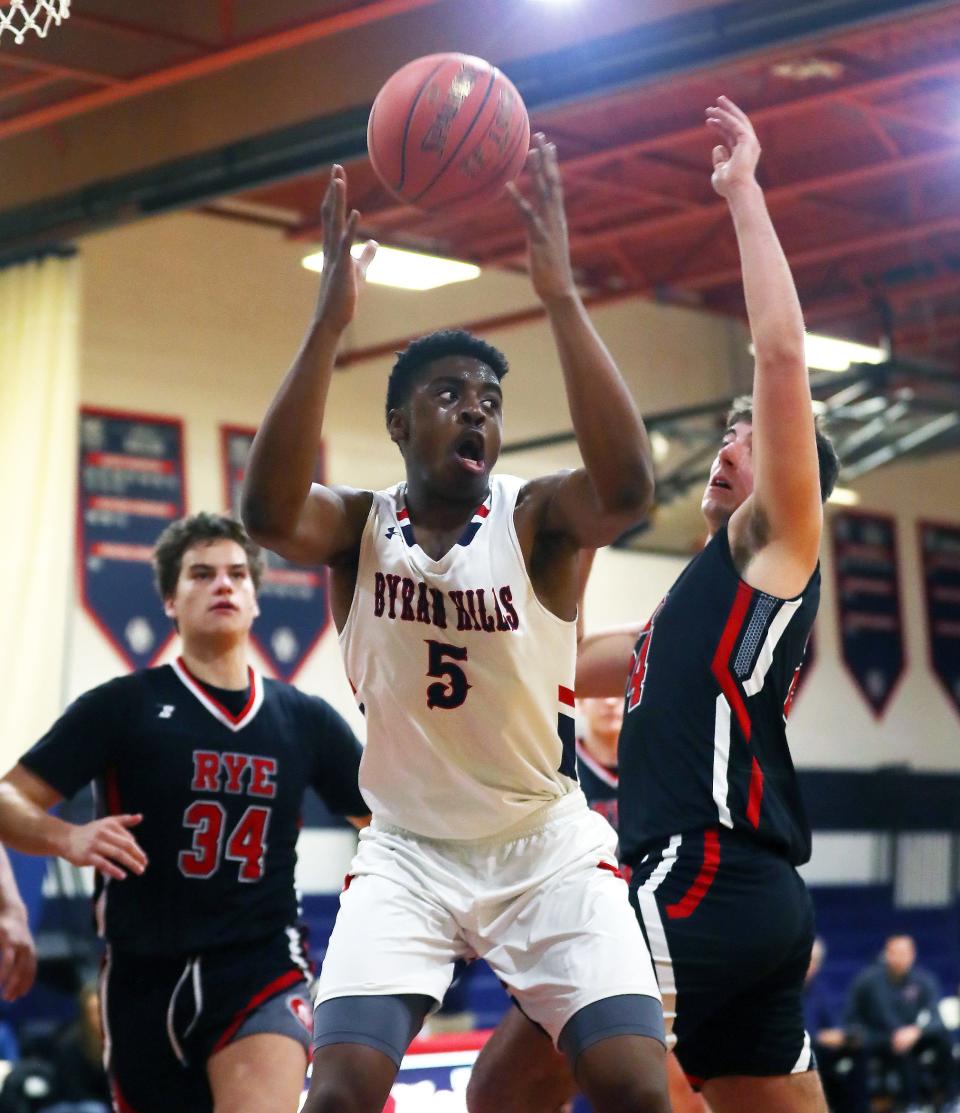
[467,96,839,1113]
[242,135,671,1113]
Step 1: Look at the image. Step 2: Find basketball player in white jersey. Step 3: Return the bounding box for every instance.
[242,135,670,1113]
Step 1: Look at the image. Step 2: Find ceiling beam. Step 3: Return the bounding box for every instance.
[0,0,446,142]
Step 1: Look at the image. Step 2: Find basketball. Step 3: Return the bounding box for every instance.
[367,53,530,212]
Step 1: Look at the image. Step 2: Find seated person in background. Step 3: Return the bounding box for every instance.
[804,937,868,1113]
[845,934,958,1113]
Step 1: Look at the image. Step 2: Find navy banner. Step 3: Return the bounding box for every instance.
[831,511,905,717]
[78,408,186,671]
[221,426,329,681]
[918,522,960,719]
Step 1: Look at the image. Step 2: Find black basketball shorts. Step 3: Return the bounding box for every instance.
[629,827,816,1087]
[101,928,313,1113]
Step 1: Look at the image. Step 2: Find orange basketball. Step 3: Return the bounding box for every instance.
[367,53,530,212]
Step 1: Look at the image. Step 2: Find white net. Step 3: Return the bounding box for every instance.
[0,0,70,44]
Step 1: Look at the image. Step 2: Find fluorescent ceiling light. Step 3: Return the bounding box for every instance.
[805,333,887,372]
[302,244,480,291]
[828,486,861,506]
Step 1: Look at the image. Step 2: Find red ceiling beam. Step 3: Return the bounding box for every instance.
[0,0,446,143]
[0,51,120,87]
[805,270,960,326]
[68,13,215,51]
[338,214,960,368]
[681,213,960,293]
[0,73,60,107]
[476,140,960,268]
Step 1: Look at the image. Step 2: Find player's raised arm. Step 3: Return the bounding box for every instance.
[709,98,823,588]
[0,766,146,882]
[241,165,378,566]
[507,135,654,547]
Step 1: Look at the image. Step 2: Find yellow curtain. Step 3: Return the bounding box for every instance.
[0,253,80,771]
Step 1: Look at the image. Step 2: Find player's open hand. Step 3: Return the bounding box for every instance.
[507,134,577,306]
[63,814,148,881]
[0,900,36,1002]
[706,96,761,199]
[314,164,377,334]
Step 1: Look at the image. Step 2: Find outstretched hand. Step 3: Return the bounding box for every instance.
[314,164,378,332]
[63,813,148,881]
[706,96,761,199]
[506,134,577,305]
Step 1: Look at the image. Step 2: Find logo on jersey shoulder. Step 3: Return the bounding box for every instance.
[287,994,313,1033]
[157,704,176,719]
[385,526,398,540]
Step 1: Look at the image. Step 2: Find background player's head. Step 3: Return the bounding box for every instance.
[883,934,916,980]
[577,696,623,767]
[385,329,509,501]
[701,396,840,532]
[154,513,264,642]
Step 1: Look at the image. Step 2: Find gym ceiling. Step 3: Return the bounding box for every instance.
[2,0,958,542]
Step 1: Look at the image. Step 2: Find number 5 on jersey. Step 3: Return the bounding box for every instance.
[426,640,470,709]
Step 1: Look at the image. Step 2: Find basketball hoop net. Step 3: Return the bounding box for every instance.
[0,0,70,44]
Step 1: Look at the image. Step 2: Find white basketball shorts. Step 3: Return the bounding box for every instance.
[315,791,661,1045]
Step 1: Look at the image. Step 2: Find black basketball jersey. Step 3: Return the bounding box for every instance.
[21,660,367,956]
[618,526,818,868]
[576,739,618,832]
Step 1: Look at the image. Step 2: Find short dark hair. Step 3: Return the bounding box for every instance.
[726,396,840,503]
[153,512,265,600]
[385,329,509,418]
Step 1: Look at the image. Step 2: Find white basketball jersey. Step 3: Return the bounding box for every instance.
[340,473,579,839]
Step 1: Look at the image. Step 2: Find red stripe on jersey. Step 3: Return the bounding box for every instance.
[597,860,626,881]
[475,504,490,518]
[211,968,304,1053]
[104,768,121,816]
[177,657,256,724]
[665,828,720,920]
[747,757,764,829]
[710,582,753,741]
[111,1080,142,1113]
[397,508,409,521]
[558,685,575,708]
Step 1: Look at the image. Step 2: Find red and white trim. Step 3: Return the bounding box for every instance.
[171,657,264,732]
[711,695,734,829]
[574,739,618,789]
[635,834,681,1034]
[558,685,575,723]
[792,1030,813,1073]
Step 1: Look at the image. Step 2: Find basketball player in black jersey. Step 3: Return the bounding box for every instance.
[468,98,839,1113]
[0,513,369,1113]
